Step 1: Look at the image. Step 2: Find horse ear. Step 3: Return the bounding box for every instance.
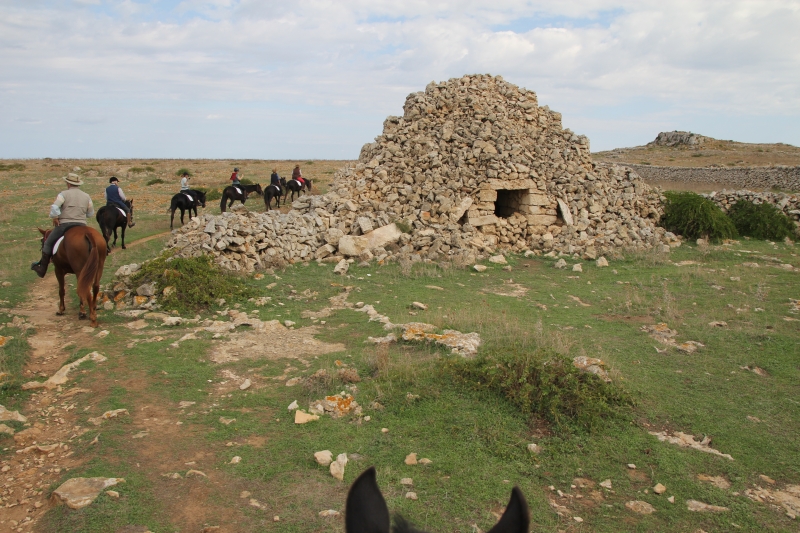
[486,487,530,533]
[346,467,391,533]
[38,227,47,235]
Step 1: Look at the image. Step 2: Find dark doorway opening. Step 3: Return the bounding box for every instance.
[494,189,528,218]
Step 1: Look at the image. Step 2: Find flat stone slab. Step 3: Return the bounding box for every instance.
[51,477,125,509]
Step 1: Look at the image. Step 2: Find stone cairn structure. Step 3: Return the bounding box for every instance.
[166,74,676,272]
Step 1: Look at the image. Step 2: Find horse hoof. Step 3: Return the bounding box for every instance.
[56,311,65,316]
[79,314,87,320]
[122,246,126,249]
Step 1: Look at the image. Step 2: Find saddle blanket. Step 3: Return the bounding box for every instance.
[234,186,242,195]
[53,236,65,255]
[289,179,301,187]
[116,207,126,217]
[183,193,194,202]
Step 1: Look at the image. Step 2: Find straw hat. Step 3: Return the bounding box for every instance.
[63,173,83,186]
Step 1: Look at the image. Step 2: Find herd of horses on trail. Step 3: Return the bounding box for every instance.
[37,175,313,328]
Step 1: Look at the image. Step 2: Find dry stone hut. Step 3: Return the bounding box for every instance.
[167,74,675,272]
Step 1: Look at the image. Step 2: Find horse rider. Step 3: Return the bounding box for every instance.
[270,168,281,188]
[105,177,134,227]
[180,171,191,191]
[31,173,94,278]
[291,164,305,186]
[230,167,241,187]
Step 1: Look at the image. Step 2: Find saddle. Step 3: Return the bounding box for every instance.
[288,179,301,188]
[182,193,194,203]
[116,207,126,217]
[233,186,243,195]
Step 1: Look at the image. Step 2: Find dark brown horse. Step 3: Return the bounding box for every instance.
[279,177,312,203]
[96,199,135,253]
[219,183,262,213]
[37,226,107,327]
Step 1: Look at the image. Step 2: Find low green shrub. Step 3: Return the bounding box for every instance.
[130,254,255,313]
[394,219,413,234]
[727,200,796,240]
[239,178,254,185]
[660,191,737,242]
[444,348,632,433]
[146,178,165,186]
[175,168,193,177]
[0,163,25,172]
[200,188,222,201]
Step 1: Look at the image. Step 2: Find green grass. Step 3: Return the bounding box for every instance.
[0,163,25,171]
[147,178,166,185]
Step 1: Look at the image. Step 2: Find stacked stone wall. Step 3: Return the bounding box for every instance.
[624,164,800,192]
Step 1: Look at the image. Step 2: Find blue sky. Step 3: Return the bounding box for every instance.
[1,0,798,159]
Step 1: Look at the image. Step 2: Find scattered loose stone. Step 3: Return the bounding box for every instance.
[667,496,675,504]
[0,404,27,423]
[239,379,252,390]
[319,510,340,518]
[708,321,728,327]
[126,319,148,330]
[473,265,487,272]
[527,443,541,454]
[686,500,730,512]
[88,409,129,426]
[625,501,655,514]
[697,474,731,490]
[741,365,769,377]
[760,474,776,485]
[418,458,433,465]
[51,477,125,509]
[411,302,428,310]
[596,257,609,267]
[219,417,236,425]
[381,428,389,433]
[240,491,251,498]
[230,456,241,464]
[488,255,507,265]
[333,259,349,275]
[287,400,299,410]
[572,356,611,381]
[185,470,207,478]
[599,479,613,489]
[106,490,120,499]
[554,258,567,269]
[0,423,14,435]
[572,264,583,272]
[405,453,418,465]
[650,431,733,460]
[653,483,667,494]
[330,453,349,480]
[294,410,319,424]
[405,492,418,500]
[401,478,413,486]
[178,401,196,408]
[284,320,296,328]
[573,516,584,522]
[745,483,800,518]
[627,464,636,469]
[286,377,302,387]
[314,450,333,466]
[22,351,107,390]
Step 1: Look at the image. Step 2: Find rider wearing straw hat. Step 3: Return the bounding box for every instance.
[31,173,95,278]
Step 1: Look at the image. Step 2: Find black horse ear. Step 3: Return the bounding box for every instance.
[486,487,530,533]
[346,467,391,533]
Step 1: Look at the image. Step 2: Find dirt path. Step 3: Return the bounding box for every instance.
[3,271,257,532]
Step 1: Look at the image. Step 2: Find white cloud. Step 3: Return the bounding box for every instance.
[0,0,798,157]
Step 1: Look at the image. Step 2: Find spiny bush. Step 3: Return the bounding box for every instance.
[443,348,633,433]
[130,253,255,313]
[0,163,25,172]
[175,168,193,177]
[146,178,165,186]
[727,200,796,240]
[660,191,737,242]
[195,187,221,201]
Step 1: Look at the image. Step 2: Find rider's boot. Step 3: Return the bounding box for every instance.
[30,252,51,278]
[127,211,135,228]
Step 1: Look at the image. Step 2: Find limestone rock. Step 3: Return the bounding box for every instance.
[22,351,107,390]
[489,255,507,265]
[596,257,609,267]
[572,263,583,272]
[330,453,348,480]
[625,501,655,514]
[405,452,418,465]
[554,259,567,269]
[314,450,333,466]
[51,477,125,510]
[333,259,349,275]
[686,500,729,512]
[653,483,666,494]
[473,264,487,272]
[294,410,319,424]
[0,404,27,423]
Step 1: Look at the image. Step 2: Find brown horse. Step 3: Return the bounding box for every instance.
[37,226,107,327]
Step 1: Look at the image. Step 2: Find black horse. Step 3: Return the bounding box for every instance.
[170,189,207,229]
[96,199,135,253]
[280,177,312,203]
[220,183,263,213]
[263,184,284,211]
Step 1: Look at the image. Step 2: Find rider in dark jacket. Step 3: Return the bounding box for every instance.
[105,177,133,227]
[270,168,281,187]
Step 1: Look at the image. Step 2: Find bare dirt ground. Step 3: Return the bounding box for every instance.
[593,138,800,168]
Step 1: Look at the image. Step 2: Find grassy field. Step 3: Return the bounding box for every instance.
[0,161,798,532]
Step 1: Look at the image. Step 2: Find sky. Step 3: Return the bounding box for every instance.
[1,0,799,159]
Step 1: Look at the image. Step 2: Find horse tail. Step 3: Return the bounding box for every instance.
[220,190,227,212]
[78,231,101,299]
